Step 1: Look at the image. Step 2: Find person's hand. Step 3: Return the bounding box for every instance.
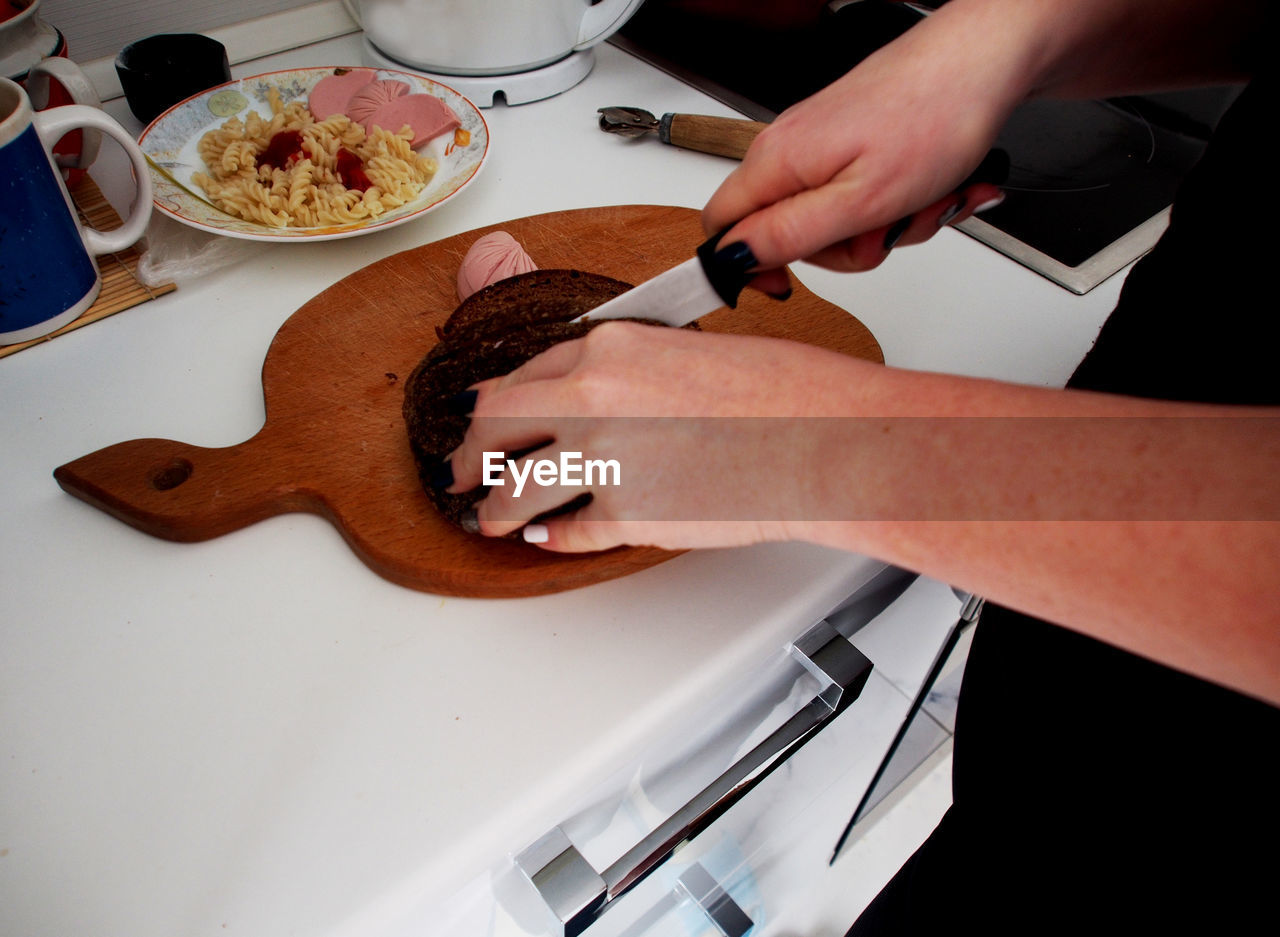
[444,321,875,552]
[702,0,1028,292]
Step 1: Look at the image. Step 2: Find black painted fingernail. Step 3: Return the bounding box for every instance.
[429,459,454,489]
[937,197,966,228]
[883,216,912,251]
[445,388,478,415]
[712,239,759,274]
[766,286,793,301]
[460,509,481,534]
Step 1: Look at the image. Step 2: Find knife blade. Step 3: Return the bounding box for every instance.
[571,231,755,327]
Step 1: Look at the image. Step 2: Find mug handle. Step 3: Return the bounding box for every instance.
[33,104,153,256]
[575,0,647,49]
[25,57,103,170]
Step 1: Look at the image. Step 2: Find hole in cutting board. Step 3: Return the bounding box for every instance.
[150,458,194,491]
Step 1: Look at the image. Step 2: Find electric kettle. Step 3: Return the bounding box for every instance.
[356,0,646,76]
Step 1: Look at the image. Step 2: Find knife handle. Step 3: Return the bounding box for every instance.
[659,112,768,160]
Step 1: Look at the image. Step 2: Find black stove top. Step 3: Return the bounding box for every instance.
[612,1,1239,293]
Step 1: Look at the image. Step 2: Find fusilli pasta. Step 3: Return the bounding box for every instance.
[192,88,438,228]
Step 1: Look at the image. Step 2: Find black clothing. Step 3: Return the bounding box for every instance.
[849,50,1279,937]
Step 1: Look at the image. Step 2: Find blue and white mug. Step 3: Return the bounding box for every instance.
[1,75,151,344]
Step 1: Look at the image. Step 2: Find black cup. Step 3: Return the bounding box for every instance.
[115,33,231,125]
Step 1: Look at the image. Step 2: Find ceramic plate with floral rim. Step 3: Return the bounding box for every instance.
[139,66,489,241]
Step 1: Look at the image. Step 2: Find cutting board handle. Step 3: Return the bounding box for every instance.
[53,431,307,542]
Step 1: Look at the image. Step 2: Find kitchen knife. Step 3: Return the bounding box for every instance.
[571,231,753,327]
[573,151,1011,328]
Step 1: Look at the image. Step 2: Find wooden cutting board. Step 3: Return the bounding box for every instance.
[54,205,881,597]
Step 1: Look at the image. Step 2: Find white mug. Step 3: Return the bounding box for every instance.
[1,0,62,83]
[0,75,152,343]
[23,56,103,176]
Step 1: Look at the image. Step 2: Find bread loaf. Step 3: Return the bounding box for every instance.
[402,269,633,530]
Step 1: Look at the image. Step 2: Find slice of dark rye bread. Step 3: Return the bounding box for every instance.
[437,268,632,346]
[404,268,691,532]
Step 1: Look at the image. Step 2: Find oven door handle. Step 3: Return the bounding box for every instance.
[514,618,873,937]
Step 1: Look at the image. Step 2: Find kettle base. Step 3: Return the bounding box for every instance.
[361,39,594,107]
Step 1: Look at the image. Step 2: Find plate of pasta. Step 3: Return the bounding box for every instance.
[139,66,489,241]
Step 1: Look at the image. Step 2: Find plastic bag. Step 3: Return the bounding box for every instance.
[136,213,260,288]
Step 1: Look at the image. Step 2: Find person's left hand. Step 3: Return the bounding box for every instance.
[443,320,876,552]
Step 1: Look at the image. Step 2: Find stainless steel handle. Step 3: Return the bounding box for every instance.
[515,619,874,936]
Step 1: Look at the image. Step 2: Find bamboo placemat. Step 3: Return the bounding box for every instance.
[0,175,176,359]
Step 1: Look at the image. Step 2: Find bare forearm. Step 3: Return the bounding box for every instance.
[794,364,1280,704]
[704,0,1267,270]
[449,325,1279,704]
[843,520,1279,704]
[935,0,1267,99]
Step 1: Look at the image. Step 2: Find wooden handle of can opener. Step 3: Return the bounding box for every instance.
[659,113,768,160]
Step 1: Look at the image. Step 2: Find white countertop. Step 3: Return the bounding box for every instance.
[1,31,1127,937]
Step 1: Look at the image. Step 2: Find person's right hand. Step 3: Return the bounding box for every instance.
[703,0,1030,283]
